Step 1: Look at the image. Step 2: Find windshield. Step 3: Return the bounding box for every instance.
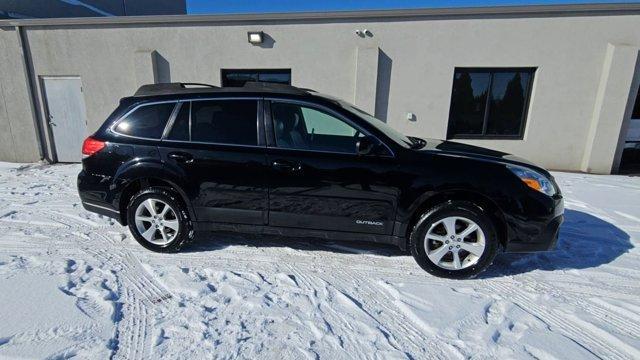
[332,99,414,148]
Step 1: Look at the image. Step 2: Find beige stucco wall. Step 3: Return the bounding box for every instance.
[1,13,639,172]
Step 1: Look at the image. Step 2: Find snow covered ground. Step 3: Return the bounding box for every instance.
[0,162,639,359]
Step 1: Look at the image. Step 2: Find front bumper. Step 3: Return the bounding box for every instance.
[504,195,564,253]
[504,214,563,252]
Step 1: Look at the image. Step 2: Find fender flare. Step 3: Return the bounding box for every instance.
[398,187,509,248]
[110,158,196,221]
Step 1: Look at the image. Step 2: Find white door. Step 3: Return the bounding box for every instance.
[42,77,88,163]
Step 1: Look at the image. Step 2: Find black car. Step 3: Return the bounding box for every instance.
[78,82,563,279]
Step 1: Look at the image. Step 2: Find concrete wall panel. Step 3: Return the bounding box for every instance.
[0,27,40,163]
[581,44,640,173]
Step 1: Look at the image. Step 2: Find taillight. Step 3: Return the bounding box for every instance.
[82,136,106,157]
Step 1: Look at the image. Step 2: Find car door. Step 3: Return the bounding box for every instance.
[159,98,268,225]
[265,99,399,235]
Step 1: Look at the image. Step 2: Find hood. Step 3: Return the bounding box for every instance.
[416,138,549,175]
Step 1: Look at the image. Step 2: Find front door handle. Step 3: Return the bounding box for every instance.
[272,160,303,173]
[168,152,194,163]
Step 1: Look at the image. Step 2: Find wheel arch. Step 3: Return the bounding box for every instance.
[403,189,508,250]
[117,177,194,225]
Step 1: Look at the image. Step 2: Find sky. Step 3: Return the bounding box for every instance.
[187,0,639,14]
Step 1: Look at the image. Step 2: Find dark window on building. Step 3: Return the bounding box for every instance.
[221,69,291,87]
[114,102,175,139]
[167,102,190,141]
[447,68,535,139]
[632,88,640,119]
[190,100,258,145]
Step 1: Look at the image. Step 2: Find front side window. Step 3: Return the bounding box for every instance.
[271,102,362,154]
[190,100,258,145]
[447,68,535,139]
[114,102,175,139]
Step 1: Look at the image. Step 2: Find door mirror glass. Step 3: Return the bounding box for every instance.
[356,136,376,155]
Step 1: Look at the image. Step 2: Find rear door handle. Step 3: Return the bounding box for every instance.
[168,152,194,163]
[272,160,303,173]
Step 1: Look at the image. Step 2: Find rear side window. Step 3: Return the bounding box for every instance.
[191,100,258,145]
[114,103,175,139]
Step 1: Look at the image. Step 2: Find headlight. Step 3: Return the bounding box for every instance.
[506,165,556,196]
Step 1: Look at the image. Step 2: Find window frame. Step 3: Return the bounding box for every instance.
[221,69,292,87]
[265,98,394,157]
[110,100,179,140]
[446,67,536,140]
[160,97,264,148]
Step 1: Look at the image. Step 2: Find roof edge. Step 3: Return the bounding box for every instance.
[1,3,640,27]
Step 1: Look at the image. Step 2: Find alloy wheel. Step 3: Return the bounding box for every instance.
[134,198,180,245]
[424,216,486,270]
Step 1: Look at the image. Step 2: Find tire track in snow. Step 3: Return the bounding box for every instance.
[525,278,640,339]
[113,288,151,360]
[69,231,173,305]
[340,273,457,359]
[0,324,100,353]
[75,248,157,359]
[74,231,172,360]
[153,247,439,285]
[15,205,171,360]
[541,279,640,302]
[283,262,454,359]
[485,280,640,360]
[84,247,172,305]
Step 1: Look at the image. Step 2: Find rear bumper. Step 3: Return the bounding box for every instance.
[78,169,123,224]
[81,200,121,222]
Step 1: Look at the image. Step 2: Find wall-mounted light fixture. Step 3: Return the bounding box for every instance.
[247,31,264,45]
[355,29,373,38]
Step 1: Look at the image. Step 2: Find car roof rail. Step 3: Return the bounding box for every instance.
[131,81,319,97]
[241,81,312,94]
[133,82,219,96]
[179,82,218,88]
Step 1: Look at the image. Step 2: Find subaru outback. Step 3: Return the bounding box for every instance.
[78,82,564,279]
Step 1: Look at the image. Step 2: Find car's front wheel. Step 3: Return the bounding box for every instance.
[409,201,499,279]
[126,187,193,252]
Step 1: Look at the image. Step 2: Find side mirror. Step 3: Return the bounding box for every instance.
[356,136,376,156]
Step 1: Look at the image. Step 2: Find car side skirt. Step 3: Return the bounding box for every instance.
[193,221,406,250]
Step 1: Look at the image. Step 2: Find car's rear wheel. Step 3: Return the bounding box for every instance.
[126,187,192,252]
[409,201,499,279]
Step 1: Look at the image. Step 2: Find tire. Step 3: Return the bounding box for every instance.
[409,201,499,279]
[126,187,193,252]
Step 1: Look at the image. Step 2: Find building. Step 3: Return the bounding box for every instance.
[0,0,186,19]
[0,4,639,173]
